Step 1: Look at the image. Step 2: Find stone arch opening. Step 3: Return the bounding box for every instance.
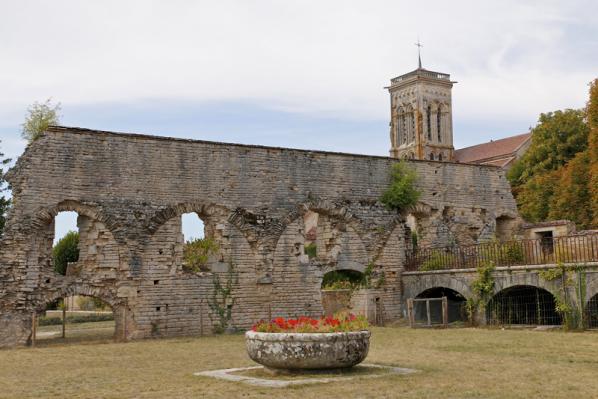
[146,203,230,274]
[33,292,117,345]
[486,285,562,326]
[415,287,467,323]
[585,293,598,329]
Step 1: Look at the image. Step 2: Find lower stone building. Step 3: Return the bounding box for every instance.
[0,126,519,347]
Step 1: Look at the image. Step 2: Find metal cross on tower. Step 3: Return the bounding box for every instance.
[415,40,423,69]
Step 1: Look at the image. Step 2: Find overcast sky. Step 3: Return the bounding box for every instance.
[1,0,596,240]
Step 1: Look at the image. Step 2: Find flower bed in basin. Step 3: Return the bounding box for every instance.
[245,314,370,373]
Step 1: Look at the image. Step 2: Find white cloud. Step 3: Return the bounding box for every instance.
[0,0,596,128]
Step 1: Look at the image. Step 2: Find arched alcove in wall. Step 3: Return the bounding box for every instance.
[415,287,467,323]
[486,285,562,326]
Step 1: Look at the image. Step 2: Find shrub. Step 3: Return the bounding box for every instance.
[322,270,364,289]
[183,237,219,272]
[38,313,114,326]
[380,161,421,212]
[304,243,317,259]
[420,251,455,271]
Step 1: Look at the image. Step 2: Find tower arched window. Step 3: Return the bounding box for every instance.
[437,104,442,143]
[426,105,432,141]
[439,153,443,161]
[429,153,434,161]
[401,113,406,144]
[410,111,415,142]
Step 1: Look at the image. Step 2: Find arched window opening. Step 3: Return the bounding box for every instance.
[181,212,216,272]
[415,287,467,323]
[429,153,434,161]
[34,295,116,346]
[437,104,442,142]
[396,108,402,145]
[182,212,205,241]
[321,269,366,317]
[53,211,79,276]
[401,114,407,144]
[410,111,416,142]
[426,105,432,141]
[586,294,598,329]
[438,153,443,162]
[486,285,562,326]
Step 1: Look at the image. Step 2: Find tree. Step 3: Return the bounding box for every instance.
[0,142,11,236]
[507,105,594,227]
[21,98,61,143]
[587,79,598,226]
[52,231,79,275]
[508,109,588,187]
[548,150,593,229]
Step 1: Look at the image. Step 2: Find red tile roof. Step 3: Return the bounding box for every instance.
[454,133,531,165]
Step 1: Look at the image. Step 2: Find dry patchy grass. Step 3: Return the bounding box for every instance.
[1,327,597,398]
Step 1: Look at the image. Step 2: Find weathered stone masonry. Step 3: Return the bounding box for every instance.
[0,126,518,347]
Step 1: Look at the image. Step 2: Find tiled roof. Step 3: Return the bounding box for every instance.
[454,133,531,164]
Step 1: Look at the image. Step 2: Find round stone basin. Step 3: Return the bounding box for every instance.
[245,330,370,372]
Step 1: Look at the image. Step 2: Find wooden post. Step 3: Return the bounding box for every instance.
[31,313,37,348]
[407,298,414,328]
[200,301,204,336]
[62,303,66,339]
[426,299,431,326]
[442,296,449,327]
[122,305,127,341]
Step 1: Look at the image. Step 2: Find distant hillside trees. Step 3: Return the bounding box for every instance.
[508,79,597,229]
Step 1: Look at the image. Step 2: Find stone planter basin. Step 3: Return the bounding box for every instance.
[245,330,370,371]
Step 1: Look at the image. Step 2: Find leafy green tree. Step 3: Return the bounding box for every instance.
[548,151,593,228]
[508,109,588,187]
[507,104,594,227]
[380,161,421,211]
[0,142,11,235]
[587,79,598,226]
[21,98,61,143]
[52,231,79,275]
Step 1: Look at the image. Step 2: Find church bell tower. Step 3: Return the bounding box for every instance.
[387,50,456,161]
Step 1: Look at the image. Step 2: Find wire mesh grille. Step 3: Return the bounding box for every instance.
[586,294,598,329]
[486,286,562,326]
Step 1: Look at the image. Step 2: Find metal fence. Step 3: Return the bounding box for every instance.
[405,233,598,272]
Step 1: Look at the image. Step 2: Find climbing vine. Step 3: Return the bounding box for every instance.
[207,261,238,334]
[538,263,586,330]
[466,261,496,325]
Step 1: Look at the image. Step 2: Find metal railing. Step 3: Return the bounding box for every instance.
[405,233,598,272]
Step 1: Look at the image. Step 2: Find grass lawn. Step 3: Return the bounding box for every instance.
[1,326,597,398]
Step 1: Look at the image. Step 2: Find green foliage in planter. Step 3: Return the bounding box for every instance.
[380,161,421,212]
[420,251,455,271]
[52,231,79,275]
[322,270,364,289]
[183,237,219,272]
[304,243,317,259]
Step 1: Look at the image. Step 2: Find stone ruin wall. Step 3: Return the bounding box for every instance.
[0,126,519,347]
